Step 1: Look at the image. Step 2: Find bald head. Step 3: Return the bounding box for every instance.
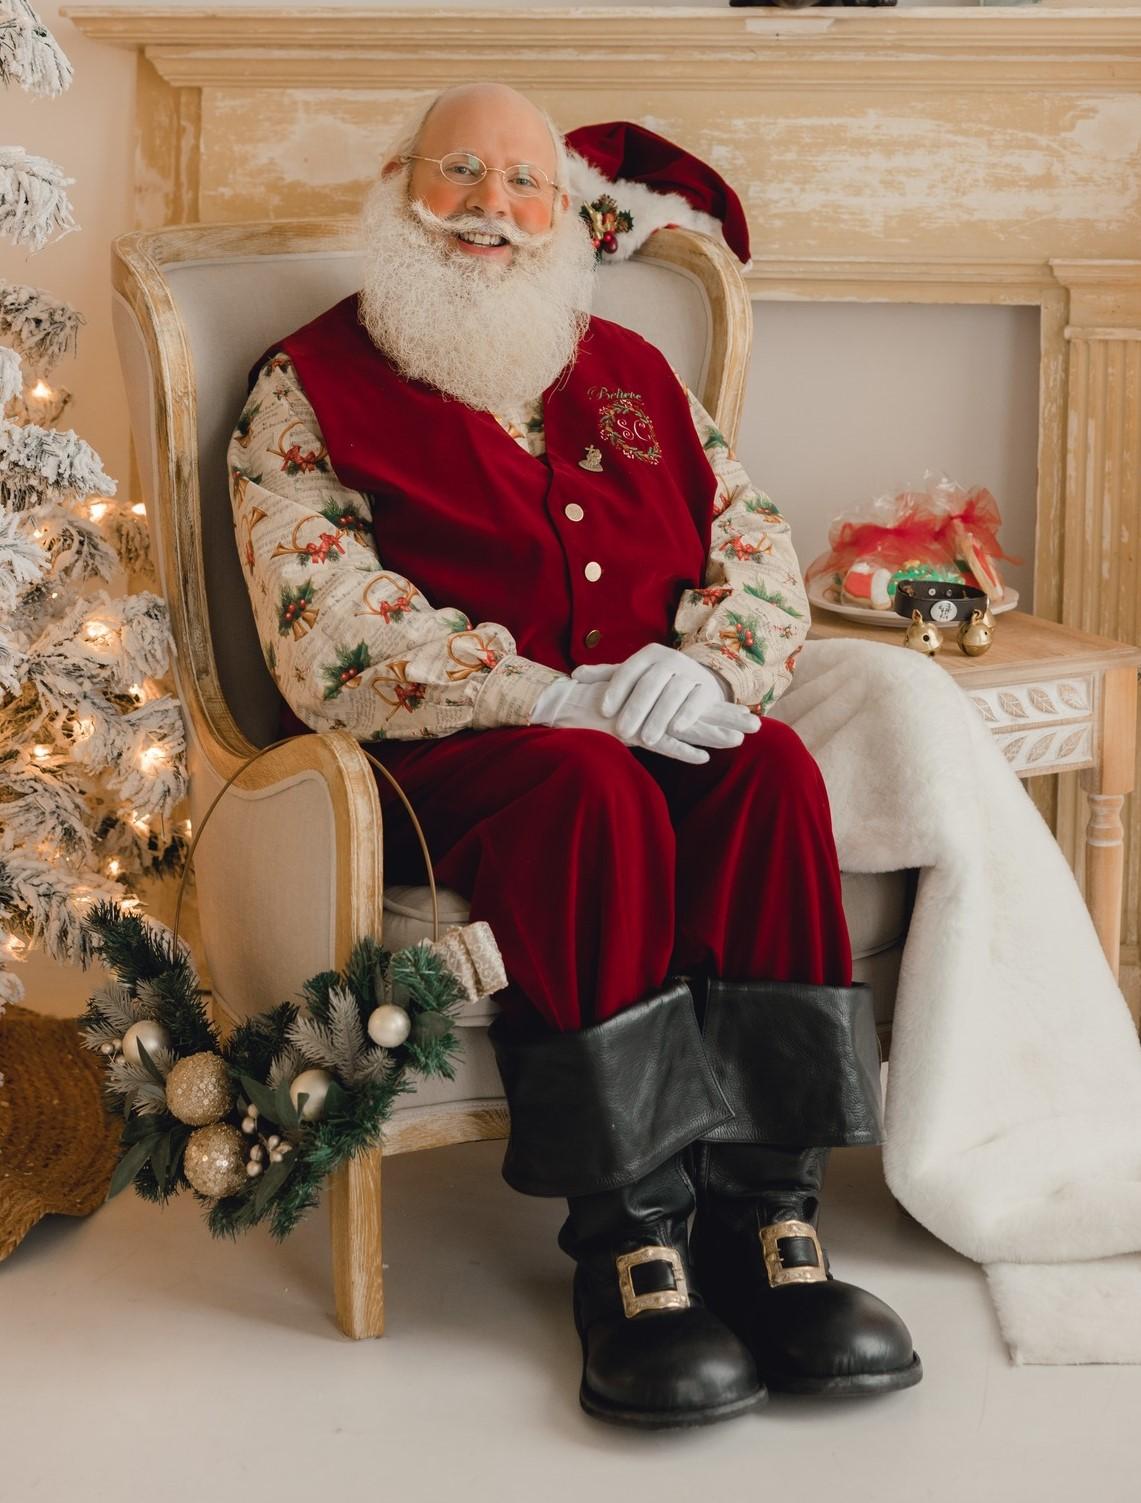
[383,82,571,247]
[415,82,565,189]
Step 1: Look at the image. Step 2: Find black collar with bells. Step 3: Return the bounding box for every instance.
[893,579,990,627]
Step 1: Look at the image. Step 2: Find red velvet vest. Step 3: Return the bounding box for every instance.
[257,294,717,724]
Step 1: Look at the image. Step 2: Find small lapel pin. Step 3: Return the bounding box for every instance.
[578,445,603,473]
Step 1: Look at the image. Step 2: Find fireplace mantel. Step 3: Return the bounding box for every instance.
[65,4,1141,980]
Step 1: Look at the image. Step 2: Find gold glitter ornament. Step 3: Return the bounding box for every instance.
[183,1123,248,1198]
[164,1051,235,1126]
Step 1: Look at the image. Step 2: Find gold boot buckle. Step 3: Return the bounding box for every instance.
[615,1246,690,1319]
[760,1220,828,1288]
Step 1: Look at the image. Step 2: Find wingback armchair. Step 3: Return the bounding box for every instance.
[110,221,914,1339]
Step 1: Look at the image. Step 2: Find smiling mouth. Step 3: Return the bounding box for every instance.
[454,230,510,248]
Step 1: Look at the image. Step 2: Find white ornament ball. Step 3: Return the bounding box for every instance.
[367,1004,411,1049]
[121,1019,171,1067]
[290,1067,334,1122]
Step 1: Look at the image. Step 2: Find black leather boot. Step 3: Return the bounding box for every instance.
[689,978,923,1397]
[489,981,765,1428]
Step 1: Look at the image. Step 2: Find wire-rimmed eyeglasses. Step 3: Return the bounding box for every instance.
[402,151,561,200]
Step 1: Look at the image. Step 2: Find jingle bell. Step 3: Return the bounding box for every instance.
[903,610,943,657]
[958,609,993,657]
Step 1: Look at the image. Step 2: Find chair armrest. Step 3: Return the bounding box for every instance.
[189,731,382,1025]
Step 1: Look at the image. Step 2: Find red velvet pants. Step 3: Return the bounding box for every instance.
[369,719,852,1033]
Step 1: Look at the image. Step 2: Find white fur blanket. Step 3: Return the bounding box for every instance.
[768,638,1141,1365]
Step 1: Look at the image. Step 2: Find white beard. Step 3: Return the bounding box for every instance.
[357,171,598,413]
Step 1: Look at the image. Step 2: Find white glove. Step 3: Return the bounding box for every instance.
[571,644,760,749]
[531,677,744,766]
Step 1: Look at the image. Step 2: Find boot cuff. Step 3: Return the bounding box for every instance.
[488,980,733,1197]
[699,980,884,1146]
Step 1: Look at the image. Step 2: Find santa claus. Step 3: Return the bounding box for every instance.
[229,80,921,1429]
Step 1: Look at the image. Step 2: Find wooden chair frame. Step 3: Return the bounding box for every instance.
[111,219,753,1338]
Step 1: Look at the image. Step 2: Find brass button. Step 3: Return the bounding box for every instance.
[584,629,602,648]
[564,503,585,522]
[584,561,603,582]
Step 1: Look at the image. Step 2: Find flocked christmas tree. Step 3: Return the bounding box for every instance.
[0,2,189,1011]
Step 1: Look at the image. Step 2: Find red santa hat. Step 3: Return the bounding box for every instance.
[564,120,751,270]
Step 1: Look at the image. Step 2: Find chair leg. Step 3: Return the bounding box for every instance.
[329,1142,385,1338]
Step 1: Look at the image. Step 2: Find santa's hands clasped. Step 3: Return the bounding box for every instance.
[532,645,760,765]
[574,643,760,747]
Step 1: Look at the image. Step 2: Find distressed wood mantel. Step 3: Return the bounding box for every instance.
[65,4,1141,987]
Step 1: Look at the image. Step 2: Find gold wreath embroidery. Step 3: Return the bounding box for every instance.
[271,518,347,566]
[357,573,422,624]
[589,386,662,466]
[445,630,503,681]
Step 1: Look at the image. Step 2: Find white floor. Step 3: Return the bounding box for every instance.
[4,952,1140,1503]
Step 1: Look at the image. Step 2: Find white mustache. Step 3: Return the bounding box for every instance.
[407,198,552,250]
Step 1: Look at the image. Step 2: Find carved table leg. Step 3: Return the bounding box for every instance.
[329,1143,385,1338]
[1081,666,1138,1011]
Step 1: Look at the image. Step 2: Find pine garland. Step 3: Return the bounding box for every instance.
[81,905,467,1241]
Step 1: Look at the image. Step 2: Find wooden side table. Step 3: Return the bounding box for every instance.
[808,609,1141,1001]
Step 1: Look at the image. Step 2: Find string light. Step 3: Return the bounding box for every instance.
[129,810,150,833]
[0,933,27,961]
[32,528,43,539]
[84,619,112,642]
[31,744,51,760]
[106,858,121,878]
[131,502,146,516]
[181,818,192,838]
[139,745,167,771]
[88,502,109,523]
[30,380,52,400]
[128,683,146,703]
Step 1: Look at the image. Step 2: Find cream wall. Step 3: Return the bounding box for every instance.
[2,1,1041,592]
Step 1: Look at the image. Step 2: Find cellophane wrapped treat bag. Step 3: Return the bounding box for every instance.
[806,473,1020,613]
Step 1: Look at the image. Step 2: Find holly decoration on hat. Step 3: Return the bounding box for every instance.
[579,194,634,260]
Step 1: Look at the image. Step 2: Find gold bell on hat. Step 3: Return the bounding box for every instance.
[903,610,943,656]
[958,608,993,657]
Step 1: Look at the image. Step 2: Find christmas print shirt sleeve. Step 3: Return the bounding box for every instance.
[671,384,810,715]
[227,356,565,741]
